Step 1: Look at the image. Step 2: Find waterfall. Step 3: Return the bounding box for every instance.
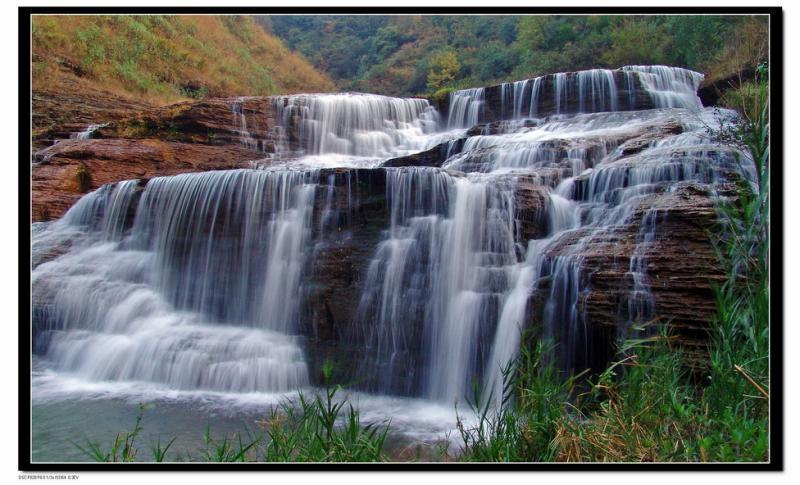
[275,93,440,157]
[623,208,660,340]
[423,176,517,402]
[72,123,107,140]
[447,88,485,128]
[32,66,751,425]
[481,239,545,404]
[232,97,261,151]
[354,168,454,396]
[577,69,619,113]
[512,80,530,119]
[554,72,568,114]
[623,65,704,109]
[129,170,319,329]
[32,169,329,393]
[356,168,519,402]
[460,66,703,128]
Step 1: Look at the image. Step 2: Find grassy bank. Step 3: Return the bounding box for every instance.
[32,15,335,105]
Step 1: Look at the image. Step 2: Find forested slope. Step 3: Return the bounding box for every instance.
[263,15,767,98]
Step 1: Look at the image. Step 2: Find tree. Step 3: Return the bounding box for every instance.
[515,16,546,50]
[426,49,460,91]
[601,17,670,67]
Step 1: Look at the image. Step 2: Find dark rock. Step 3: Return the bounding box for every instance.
[434,69,655,126]
[698,67,757,107]
[382,139,465,167]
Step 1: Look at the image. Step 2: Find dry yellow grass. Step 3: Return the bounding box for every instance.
[32,14,335,105]
[701,16,769,85]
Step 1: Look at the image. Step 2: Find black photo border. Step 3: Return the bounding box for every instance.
[18,4,784,472]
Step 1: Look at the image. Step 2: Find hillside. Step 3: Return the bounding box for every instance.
[31,15,335,144]
[265,15,767,98]
[33,15,334,102]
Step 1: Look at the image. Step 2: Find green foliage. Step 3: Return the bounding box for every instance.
[601,17,669,66]
[150,436,176,463]
[426,49,460,91]
[555,327,709,462]
[197,425,259,462]
[74,365,388,463]
[430,86,455,104]
[515,16,547,51]
[262,363,389,462]
[270,15,525,96]
[702,64,769,462]
[456,334,580,462]
[74,404,144,462]
[32,15,333,103]
[269,15,756,97]
[75,25,105,74]
[719,63,770,128]
[220,15,257,43]
[663,16,726,68]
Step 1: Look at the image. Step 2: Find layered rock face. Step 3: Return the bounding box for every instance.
[30,65,745,401]
[32,138,264,221]
[32,61,153,152]
[31,97,286,221]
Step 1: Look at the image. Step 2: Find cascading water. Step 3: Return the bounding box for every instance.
[576,69,619,113]
[32,65,752,451]
[232,97,261,152]
[447,88,485,128]
[275,93,441,158]
[622,208,661,340]
[33,170,326,393]
[354,168,520,402]
[622,65,704,109]
[448,65,703,129]
[72,123,107,140]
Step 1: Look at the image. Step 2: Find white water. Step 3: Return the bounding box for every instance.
[447,65,704,129]
[448,87,485,128]
[623,65,704,109]
[32,66,751,453]
[274,92,443,158]
[72,123,107,140]
[33,170,325,394]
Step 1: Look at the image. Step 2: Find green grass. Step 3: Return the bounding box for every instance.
[456,336,582,462]
[260,364,388,462]
[701,64,770,462]
[73,404,144,462]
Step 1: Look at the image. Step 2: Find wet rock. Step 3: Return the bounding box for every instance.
[514,177,550,241]
[32,77,152,152]
[96,97,286,150]
[31,138,262,221]
[435,69,655,125]
[382,139,465,168]
[537,182,725,368]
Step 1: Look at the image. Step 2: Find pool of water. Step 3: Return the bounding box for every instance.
[30,360,469,462]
